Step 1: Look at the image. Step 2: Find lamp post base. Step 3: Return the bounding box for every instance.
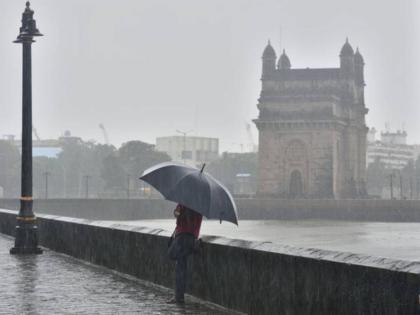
[10,222,43,255]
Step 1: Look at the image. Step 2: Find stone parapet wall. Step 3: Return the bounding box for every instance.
[1,198,420,222]
[0,208,420,314]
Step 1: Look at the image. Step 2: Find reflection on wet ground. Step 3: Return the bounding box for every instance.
[109,219,420,261]
[0,234,236,314]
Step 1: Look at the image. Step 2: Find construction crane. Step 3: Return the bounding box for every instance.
[245,122,257,153]
[99,123,110,145]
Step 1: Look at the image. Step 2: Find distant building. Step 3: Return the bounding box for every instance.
[58,130,83,145]
[234,173,254,196]
[4,130,83,158]
[254,39,368,198]
[33,146,62,158]
[156,136,219,167]
[367,129,420,169]
[367,128,377,143]
[380,130,407,145]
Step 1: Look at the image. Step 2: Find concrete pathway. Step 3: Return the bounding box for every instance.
[0,234,235,314]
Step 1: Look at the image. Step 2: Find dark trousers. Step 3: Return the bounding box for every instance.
[168,233,195,301]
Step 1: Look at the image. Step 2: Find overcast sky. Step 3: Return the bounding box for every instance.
[0,0,419,152]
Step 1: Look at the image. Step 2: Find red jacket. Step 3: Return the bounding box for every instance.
[174,205,202,239]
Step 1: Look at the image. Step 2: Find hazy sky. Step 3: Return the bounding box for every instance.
[0,0,419,152]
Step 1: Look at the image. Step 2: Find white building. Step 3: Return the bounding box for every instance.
[367,129,420,169]
[156,136,219,167]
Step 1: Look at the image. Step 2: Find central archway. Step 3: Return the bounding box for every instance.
[289,170,303,198]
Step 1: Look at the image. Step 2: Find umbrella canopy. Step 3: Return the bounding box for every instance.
[139,162,238,225]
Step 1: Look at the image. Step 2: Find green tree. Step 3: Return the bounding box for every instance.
[117,140,171,193]
[84,144,117,197]
[56,141,118,198]
[207,152,257,193]
[33,156,64,198]
[0,140,20,197]
[56,141,96,197]
[118,140,171,175]
[101,153,126,192]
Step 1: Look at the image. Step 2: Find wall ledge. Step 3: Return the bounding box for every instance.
[2,208,419,275]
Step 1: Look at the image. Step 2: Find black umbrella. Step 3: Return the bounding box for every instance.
[139,162,238,225]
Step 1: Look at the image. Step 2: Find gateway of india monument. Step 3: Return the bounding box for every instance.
[254,39,368,199]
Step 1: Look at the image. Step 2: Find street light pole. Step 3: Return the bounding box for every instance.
[10,2,43,255]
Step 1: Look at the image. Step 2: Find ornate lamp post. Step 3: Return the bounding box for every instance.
[10,2,43,255]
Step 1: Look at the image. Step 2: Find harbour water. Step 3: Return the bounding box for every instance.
[107,219,420,261]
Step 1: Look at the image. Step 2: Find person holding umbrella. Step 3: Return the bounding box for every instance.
[140,162,238,304]
[166,203,202,304]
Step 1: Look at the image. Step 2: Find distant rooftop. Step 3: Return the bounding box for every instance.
[33,147,62,158]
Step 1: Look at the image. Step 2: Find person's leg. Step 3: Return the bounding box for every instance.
[175,254,187,302]
[168,234,194,303]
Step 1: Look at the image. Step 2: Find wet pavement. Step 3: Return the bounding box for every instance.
[0,234,237,315]
[110,219,420,261]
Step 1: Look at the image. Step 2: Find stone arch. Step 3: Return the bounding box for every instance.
[284,139,307,198]
[289,169,303,198]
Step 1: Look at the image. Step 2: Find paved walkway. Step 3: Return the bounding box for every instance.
[0,234,235,315]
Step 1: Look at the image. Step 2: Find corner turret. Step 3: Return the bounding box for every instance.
[262,40,276,77]
[277,49,291,70]
[340,38,355,78]
[354,48,365,86]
